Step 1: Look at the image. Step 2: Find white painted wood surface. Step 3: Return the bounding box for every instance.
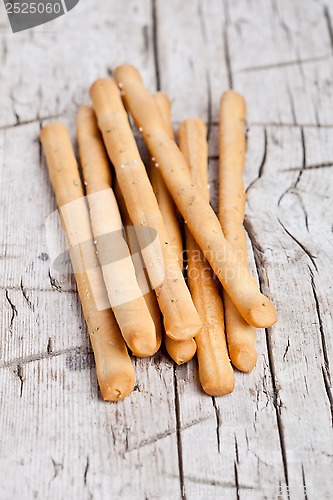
[0,1,332,498]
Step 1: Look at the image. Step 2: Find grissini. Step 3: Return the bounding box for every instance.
[219,91,257,372]
[77,105,157,358]
[40,122,134,401]
[153,92,196,365]
[90,79,202,342]
[113,177,162,353]
[150,93,183,267]
[114,65,277,329]
[179,118,234,395]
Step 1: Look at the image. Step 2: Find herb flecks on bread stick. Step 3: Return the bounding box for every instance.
[114,64,277,329]
[77,105,157,358]
[153,92,196,365]
[219,91,258,372]
[40,122,134,401]
[179,118,234,395]
[90,78,202,342]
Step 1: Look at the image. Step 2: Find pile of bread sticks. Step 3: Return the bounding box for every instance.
[40,65,277,401]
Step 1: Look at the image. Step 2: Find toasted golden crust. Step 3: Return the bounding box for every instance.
[114,65,277,329]
[179,118,234,395]
[152,92,196,365]
[219,91,258,373]
[90,78,202,342]
[40,122,134,401]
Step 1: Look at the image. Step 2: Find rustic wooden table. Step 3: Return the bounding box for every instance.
[1,1,332,498]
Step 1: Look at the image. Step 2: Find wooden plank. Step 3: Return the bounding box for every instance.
[0,354,180,499]
[175,129,287,499]
[0,2,183,498]
[0,122,75,292]
[1,0,333,498]
[0,287,88,366]
[0,0,156,128]
[245,125,333,498]
[227,0,332,72]
[155,0,229,123]
[233,58,333,126]
[226,0,333,126]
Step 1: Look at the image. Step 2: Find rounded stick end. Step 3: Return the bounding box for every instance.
[230,347,257,373]
[114,64,142,85]
[98,368,135,402]
[128,332,159,358]
[165,337,197,365]
[200,369,235,397]
[165,322,202,343]
[40,121,69,143]
[245,295,277,328]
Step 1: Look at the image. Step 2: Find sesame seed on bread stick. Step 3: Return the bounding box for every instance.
[40,122,134,401]
[77,105,157,357]
[90,78,202,342]
[114,64,277,329]
[113,176,163,354]
[153,92,196,365]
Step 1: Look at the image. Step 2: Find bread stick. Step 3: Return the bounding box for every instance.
[90,79,201,342]
[113,177,162,353]
[114,65,277,329]
[152,92,196,365]
[179,118,234,395]
[77,105,157,358]
[219,91,257,372]
[150,93,183,267]
[40,122,134,401]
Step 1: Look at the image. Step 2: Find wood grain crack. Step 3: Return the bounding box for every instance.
[246,127,267,194]
[50,456,64,482]
[258,127,268,178]
[276,128,318,269]
[0,114,60,131]
[322,367,333,428]
[309,264,333,426]
[247,122,333,128]
[5,289,18,332]
[223,0,233,88]
[265,327,290,498]
[124,415,213,455]
[324,7,333,55]
[238,54,331,74]
[83,456,89,486]
[211,397,221,453]
[294,127,306,190]
[48,269,62,291]
[244,225,289,496]
[302,464,308,500]
[287,85,297,126]
[205,70,213,141]
[173,366,186,499]
[309,267,331,385]
[47,338,53,355]
[0,346,91,371]
[277,217,318,271]
[234,433,240,500]
[151,0,161,91]
[283,162,333,171]
[15,364,24,398]
[20,278,34,311]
